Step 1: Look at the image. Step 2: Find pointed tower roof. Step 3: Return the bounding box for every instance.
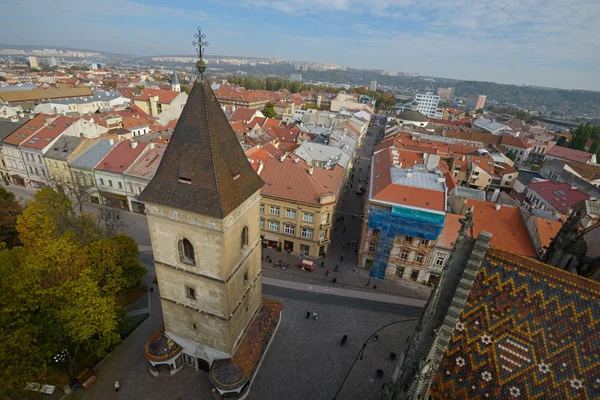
[172,69,180,85]
[139,78,264,218]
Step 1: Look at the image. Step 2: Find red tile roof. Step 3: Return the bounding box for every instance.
[436,214,465,249]
[20,116,77,150]
[121,117,153,130]
[261,118,281,130]
[536,217,563,249]
[466,199,537,257]
[546,145,594,163]
[245,147,272,172]
[124,145,166,179]
[260,156,344,205]
[229,107,258,123]
[2,114,52,145]
[133,89,180,104]
[95,140,148,173]
[501,134,531,149]
[371,149,446,211]
[528,181,591,214]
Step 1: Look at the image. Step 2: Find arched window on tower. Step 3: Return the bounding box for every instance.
[241,226,249,250]
[178,238,195,266]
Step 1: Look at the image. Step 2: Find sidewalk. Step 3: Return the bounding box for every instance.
[263,276,427,307]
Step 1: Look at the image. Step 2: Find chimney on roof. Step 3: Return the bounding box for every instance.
[294,157,299,163]
[309,166,314,175]
[109,138,114,145]
[149,143,155,150]
[279,154,286,162]
[571,186,578,190]
[131,140,138,149]
[495,203,501,211]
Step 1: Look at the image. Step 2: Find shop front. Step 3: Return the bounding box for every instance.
[263,234,280,249]
[130,200,146,214]
[30,180,46,189]
[100,191,129,211]
[11,174,25,187]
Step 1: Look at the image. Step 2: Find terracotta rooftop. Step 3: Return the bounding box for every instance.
[121,117,153,130]
[501,134,531,149]
[0,83,93,103]
[260,156,344,205]
[564,161,600,181]
[436,213,466,249]
[133,89,180,104]
[19,116,78,150]
[528,181,590,214]
[536,217,563,249]
[371,148,446,212]
[95,140,148,173]
[431,247,600,399]
[139,78,264,218]
[2,114,53,146]
[466,199,537,257]
[124,145,166,179]
[546,145,595,163]
[228,107,258,123]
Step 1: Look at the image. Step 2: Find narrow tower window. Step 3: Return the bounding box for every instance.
[179,238,195,265]
[241,226,249,249]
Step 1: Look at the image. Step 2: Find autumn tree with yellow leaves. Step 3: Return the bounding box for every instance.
[0,187,145,397]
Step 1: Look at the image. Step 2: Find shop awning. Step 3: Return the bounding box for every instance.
[264,234,280,242]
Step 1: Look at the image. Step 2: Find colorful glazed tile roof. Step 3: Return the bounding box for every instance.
[144,324,182,362]
[210,297,283,392]
[430,247,600,399]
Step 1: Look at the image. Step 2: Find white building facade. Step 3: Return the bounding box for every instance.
[414,92,442,118]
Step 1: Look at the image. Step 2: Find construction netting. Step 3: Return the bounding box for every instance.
[367,206,445,279]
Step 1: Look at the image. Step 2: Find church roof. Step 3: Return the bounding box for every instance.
[172,69,179,85]
[139,77,264,218]
[430,247,600,399]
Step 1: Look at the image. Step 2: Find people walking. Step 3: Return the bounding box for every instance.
[334,264,339,272]
[321,261,325,268]
[115,381,120,392]
[340,254,344,262]
[374,333,379,341]
[313,312,318,320]
[306,311,311,319]
[341,335,348,346]
[325,269,330,276]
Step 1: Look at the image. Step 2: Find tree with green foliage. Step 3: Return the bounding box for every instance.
[505,150,517,161]
[0,75,7,82]
[570,123,593,151]
[0,187,144,397]
[556,135,568,147]
[262,102,278,118]
[476,108,484,114]
[303,103,318,110]
[0,186,22,248]
[180,85,191,95]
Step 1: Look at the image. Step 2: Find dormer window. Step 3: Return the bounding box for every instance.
[178,238,195,266]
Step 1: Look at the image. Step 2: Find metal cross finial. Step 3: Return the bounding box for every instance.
[192,27,209,59]
[192,27,209,75]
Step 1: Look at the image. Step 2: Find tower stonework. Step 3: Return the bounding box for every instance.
[141,32,282,397]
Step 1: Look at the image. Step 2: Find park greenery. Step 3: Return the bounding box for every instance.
[0,186,145,397]
[568,123,600,157]
[262,102,278,118]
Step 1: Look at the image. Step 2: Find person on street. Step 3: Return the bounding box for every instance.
[115,381,120,392]
[334,264,339,272]
[374,333,379,341]
[321,261,325,268]
[341,335,348,346]
[313,312,318,320]
[306,311,311,319]
[340,254,344,261]
[325,269,330,276]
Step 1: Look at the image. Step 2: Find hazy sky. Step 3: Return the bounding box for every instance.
[1,0,599,90]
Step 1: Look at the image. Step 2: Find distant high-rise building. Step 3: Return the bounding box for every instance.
[290,73,302,82]
[28,56,39,69]
[467,95,487,111]
[437,87,454,100]
[369,80,378,92]
[48,56,60,67]
[91,62,102,70]
[301,63,309,71]
[415,92,442,118]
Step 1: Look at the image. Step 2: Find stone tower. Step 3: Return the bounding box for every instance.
[171,68,180,92]
[140,64,265,370]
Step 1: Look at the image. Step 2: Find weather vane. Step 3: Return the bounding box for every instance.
[192,27,209,75]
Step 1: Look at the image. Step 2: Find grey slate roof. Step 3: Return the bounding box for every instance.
[454,187,486,201]
[41,90,123,105]
[139,78,264,219]
[44,136,83,161]
[172,69,180,85]
[69,140,115,170]
[0,120,23,141]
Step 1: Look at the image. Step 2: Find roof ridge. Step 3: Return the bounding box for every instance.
[202,82,225,218]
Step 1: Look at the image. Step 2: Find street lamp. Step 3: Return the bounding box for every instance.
[331,318,420,400]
